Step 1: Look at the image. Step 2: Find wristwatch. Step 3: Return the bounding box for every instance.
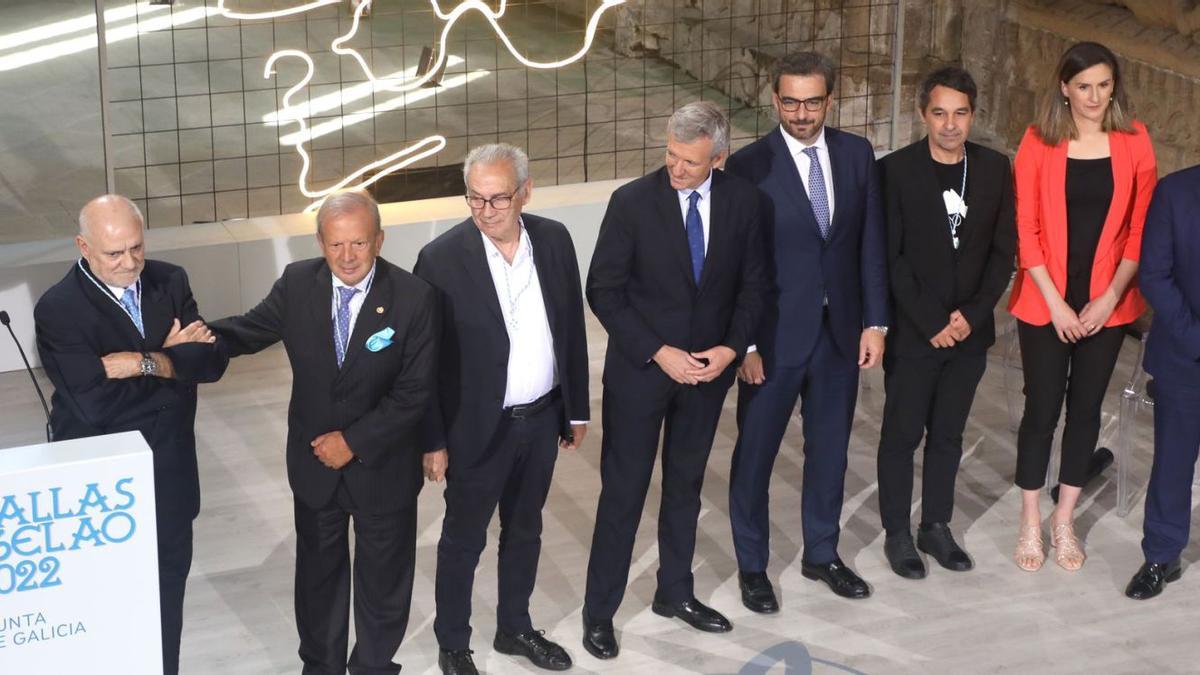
[140,352,157,377]
[866,325,889,337]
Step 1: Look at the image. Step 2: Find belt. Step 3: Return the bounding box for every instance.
[504,387,560,419]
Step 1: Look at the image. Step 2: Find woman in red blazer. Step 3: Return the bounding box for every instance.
[1008,42,1157,572]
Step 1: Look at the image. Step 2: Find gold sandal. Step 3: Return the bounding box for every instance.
[1051,522,1085,571]
[1014,524,1045,571]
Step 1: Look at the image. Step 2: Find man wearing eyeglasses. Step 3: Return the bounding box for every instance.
[725,51,889,608]
[210,191,439,675]
[414,143,589,675]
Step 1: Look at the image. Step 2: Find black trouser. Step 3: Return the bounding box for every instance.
[293,481,417,675]
[433,398,562,650]
[877,350,987,533]
[583,369,730,621]
[1015,320,1125,490]
[158,515,193,675]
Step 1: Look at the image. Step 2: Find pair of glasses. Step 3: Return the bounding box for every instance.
[778,95,828,113]
[465,193,514,210]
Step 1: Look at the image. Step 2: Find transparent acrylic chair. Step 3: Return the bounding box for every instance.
[1116,330,1152,517]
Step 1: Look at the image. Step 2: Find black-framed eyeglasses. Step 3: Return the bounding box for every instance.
[465,193,514,210]
[778,95,828,113]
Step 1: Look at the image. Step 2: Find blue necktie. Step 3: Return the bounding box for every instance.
[120,287,144,337]
[685,190,705,285]
[803,146,831,240]
[334,286,358,367]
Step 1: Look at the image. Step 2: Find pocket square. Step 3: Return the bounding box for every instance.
[366,327,395,352]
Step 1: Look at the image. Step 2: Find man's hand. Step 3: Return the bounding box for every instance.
[859,329,885,369]
[163,318,215,348]
[423,448,448,482]
[949,310,972,341]
[101,352,143,379]
[687,345,737,383]
[929,325,958,349]
[311,431,354,470]
[653,345,704,385]
[560,423,587,450]
[737,350,766,385]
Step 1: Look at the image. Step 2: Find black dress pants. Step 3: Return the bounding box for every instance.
[876,350,987,533]
[1015,320,1125,489]
[433,400,562,650]
[293,481,418,675]
[157,515,193,675]
[583,368,730,621]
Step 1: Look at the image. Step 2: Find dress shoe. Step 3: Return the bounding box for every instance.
[438,648,478,675]
[1125,559,1182,600]
[494,629,572,671]
[651,596,733,632]
[801,558,871,599]
[884,532,927,579]
[581,612,618,660]
[738,571,779,613]
[917,523,973,571]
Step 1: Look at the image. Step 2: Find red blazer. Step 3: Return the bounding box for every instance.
[1007,121,1157,326]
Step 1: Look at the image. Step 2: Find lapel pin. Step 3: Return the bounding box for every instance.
[376,306,385,314]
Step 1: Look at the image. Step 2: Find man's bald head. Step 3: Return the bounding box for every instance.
[76,194,146,288]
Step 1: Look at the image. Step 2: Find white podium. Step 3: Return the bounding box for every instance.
[0,431,162,674]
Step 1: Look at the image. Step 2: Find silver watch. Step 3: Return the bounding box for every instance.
[140,352,157,377]
[866,325,889,337]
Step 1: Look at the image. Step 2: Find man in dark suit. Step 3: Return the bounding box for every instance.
[725,51,889,608]
[34,194,227,675]
[1125,163,1200,600]
[581,101,768,659]
[874,67,1015,579]
[414,143,589,674]
[210,191,438,675]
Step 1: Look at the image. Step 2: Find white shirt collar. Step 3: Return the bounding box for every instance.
[678,169,714,201]
[479,217,531,264]
[332,260,377,294]
[780,123,828,157]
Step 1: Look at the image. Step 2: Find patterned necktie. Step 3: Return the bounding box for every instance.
[803,146,831,240]
[334,285,359,367]
[120,287,144,337]
[685,190,705,285]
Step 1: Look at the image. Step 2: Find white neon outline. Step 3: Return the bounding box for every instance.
[222,0,625,210]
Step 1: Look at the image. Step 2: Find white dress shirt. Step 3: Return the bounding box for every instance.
[676,169,713,254]
[780,124,836,224]
[330,261,377,344]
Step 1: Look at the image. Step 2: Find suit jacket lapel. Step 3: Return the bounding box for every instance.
[139,277,171,349]
[655,168,698,289]
[308,263,338,369]
[338,262,392,375]
[527,221,560,331]
[765,129,821,239]
[459,223,506,328]
[827,129,852,244]
[73,262,146,346]
[1096,131,1134,262]
[698,172,730,293]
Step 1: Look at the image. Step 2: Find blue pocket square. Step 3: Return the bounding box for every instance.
[366,327,395,352]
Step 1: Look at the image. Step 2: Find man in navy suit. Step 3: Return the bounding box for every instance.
[35,194,227,675]
[725,52,889,608]
[1126,164,1200,600]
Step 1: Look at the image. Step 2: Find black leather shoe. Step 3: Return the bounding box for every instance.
[651,596,733,632]
[581,612,618,660]
[494,629,572,671]
[884,532,927,579]
[917,523,973,572]
[738,571,780,613]
[1125,559,1182,600]
[438,648,478,675]
[800,558,871,599]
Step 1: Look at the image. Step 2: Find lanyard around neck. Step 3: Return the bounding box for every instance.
[77,258,142,330]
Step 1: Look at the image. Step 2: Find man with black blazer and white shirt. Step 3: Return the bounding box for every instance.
[581,101,769,659]
[210,191,438,675]
[415,143,589,675]
[875,67,1015,579]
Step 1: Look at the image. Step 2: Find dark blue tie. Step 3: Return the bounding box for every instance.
[685,190,705,285]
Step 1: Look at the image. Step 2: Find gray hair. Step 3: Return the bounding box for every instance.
[315,190,381,237]
[78,194,144,237]
[667,101,730,157]
[463,143,530,192]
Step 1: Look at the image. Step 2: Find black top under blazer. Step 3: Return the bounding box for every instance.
[414,214,590,468]
[210,257,438,513]
[586,166,770,380]
[35,259,228,524]
[878,138,1017,358]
